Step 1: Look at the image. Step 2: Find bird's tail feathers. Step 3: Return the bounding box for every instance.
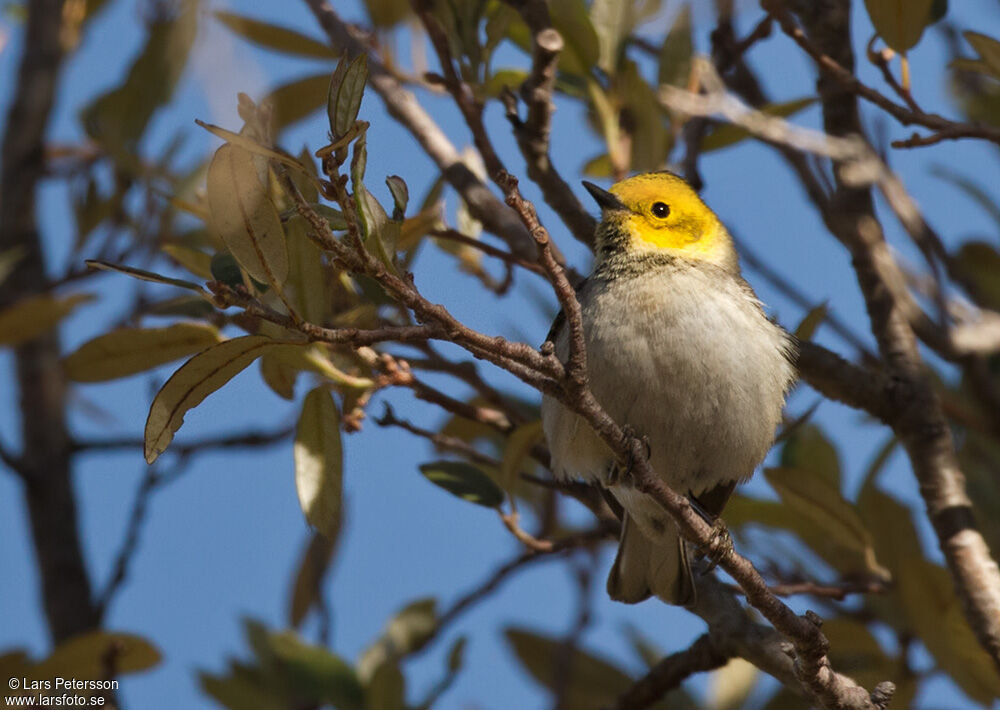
[607,513,694,605]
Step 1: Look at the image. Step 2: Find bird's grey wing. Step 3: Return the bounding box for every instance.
[543,277,590,346]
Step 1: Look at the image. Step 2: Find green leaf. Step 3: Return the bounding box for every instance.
[863,0,935,53]
[86,259,207,293]
[620,60,671,172]
[505,628,632,710]
[365,660,405,710]
[0,246,26,288]
[288,532,338,628]
[212,253,245,290]
[199,667,286,710]
[144,336,293,463]
[64,323,222,382]
[419,460,504,508]
[365,0,412,28]
[35,631,160,679]
[266,73,331,134]
[358,598,438,681]
[702,98,816,152]
[385,175,409,219]
[960,31,1000,81]
[207,144,289,287]
[793,303,827,342]
[214,12,337,59]
[822,619,895,692]
[549,0,599,76]
[500,420,544,491]
[294,388,343,537]
[262,629,365,709]
[286,218,328,325]
[259,353,298,400]
[765,466,882,574]
[780,424,841,488]
[81,1,197,160]
[0,293,94,347]
[328,54,369,140]
[858,489,1000,703]
[658,5,692,88]
[481,68,530,99]
[162,244,214,280]
[589,0,633,73]
[954,241,1000,311]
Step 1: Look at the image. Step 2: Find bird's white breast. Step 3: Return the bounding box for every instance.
[542,261,795,495]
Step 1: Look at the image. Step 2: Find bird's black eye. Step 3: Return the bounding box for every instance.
[651,202,670,218]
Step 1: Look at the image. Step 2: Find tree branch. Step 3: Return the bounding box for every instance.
[788,0,1000,670]
[613,634,731,710]
[0,0,98,641]
[301,0,538,258]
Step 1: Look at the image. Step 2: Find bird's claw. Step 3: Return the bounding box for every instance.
[608,426,651,486]
[699,518,733,575]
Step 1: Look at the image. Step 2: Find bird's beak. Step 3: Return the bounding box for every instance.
[582,181,627,212]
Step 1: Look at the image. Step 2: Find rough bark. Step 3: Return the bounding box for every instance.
[0,0,98,641]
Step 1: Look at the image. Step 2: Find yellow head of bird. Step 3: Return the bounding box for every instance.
[583,172,738,273]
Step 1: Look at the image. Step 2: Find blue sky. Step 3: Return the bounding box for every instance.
[1,0,999,708]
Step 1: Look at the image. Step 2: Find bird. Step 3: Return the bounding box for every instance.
[541,172,796,605]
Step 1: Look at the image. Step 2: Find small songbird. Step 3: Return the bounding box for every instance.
[541,172,796,605]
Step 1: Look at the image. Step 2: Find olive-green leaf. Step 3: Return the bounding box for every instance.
[0,246,26,289]
[702,98,816,152]
[294,387,343,537]
[81,1,197,158]
[0,293,94,347]
[962,32,1000,80]
[358,598,438,681]
[500,420,544,491]
[144,336,290,463]
[263,630,364,709]
[365,660,405,710]
[214,11,337,59]
[207,144,289,286]
[822,619,895,692]
[210,252,244,288]
[35,631,160,679]
[260,353,298,400]
[289,532,338,628]
[859,489,1000,702]
[198,669,286,710]
[505,628,633,710]
[65,323,223,382]
[162,243,214,280]
[863,0,935,53]
[266,73,331,134]
[419,461,504,508]
[764,466,880,570]
[328,54,368,140]
[287,218,328,325]
[793,303,827,342]
[658,5,692,88]
[780,424,840,488]
[954,241,1000,311]
[385,175,409,219]
[366,0,412,28]
[549,0,599,76]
